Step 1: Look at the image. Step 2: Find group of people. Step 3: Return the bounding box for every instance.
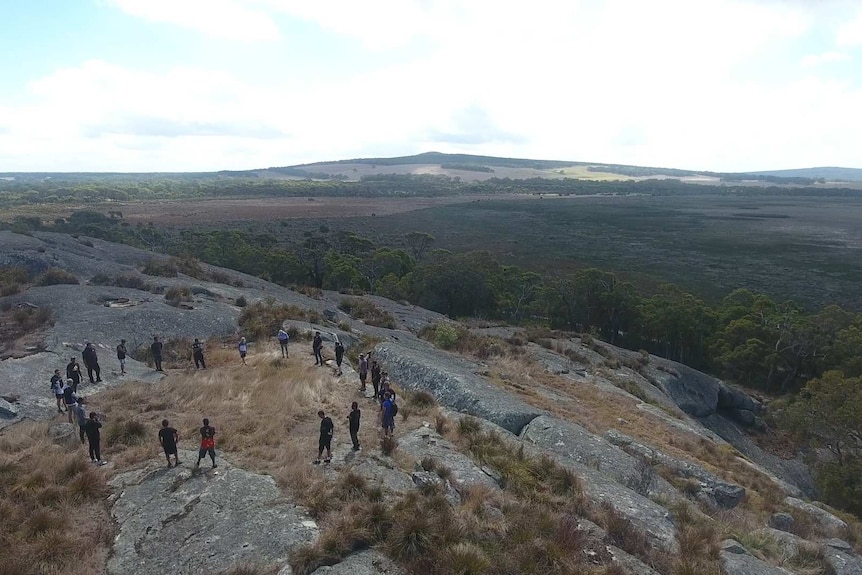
[51,327,404,470]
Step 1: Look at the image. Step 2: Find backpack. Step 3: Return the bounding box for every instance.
[390,401,398,417]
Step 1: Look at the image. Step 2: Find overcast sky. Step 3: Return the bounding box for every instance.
[1,0,860,172]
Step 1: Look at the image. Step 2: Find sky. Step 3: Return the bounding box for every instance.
[0,0,860,172]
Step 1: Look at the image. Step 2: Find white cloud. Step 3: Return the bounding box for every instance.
[0,0,859,171]
[801,51,851,67]
[109,0,280,41]
[837,11,862,46]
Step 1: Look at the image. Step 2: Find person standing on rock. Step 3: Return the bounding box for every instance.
[159,419,181,467]
[116,339,127,376]
[238,337,248,366]
[63,379,78,423]
[370,360,381,399]
[73,398,88,443]
[277,328,290,358]
[358,354,368,392]
[381,391,396,438]
[334,340,345,376]
[312,332,323,366]
[66,357,82,393]
[82,343,102,384]
[195,418,217,469]
[348,402,361,451]
[50,369,64,413]
[192,338,206,369]
[315,410,334,464]
[150,336,164,372]
[84,412,106,465]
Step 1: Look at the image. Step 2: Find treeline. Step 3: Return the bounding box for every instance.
[20,211,862,398]
[3,172,861,208]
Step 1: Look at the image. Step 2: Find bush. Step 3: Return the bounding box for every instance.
[36,268,79,286]
[338,297,396,329]
[407,391,436,410]
[141,259,178,277]
[381,436,398,456]
[238,300,322,340]
[105,420,148,447]
[236,296,248,307]
[164,285,192,307]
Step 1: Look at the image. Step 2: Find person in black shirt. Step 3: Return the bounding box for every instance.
[348,402,361,451]
[84,412,105,465]
[158,419,181,467]
[370,361,381,400]
[312,332,323,366]
[315,410,333,464]
[116,339,127,375]
[82,343,101,384]
[334,341,344,376]
[66,357,82,393]
[62,380,78,423]
[151,336,164,372]
[195,418,217,469]
[192,338,206,369]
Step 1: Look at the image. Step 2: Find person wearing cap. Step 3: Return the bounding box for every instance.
[82,342,101,384]
[277,328,290,358]
[116,339,127,375]
[381,392,396,437]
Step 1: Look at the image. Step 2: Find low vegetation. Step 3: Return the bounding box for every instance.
[35,268,79,286]
[0,266,31,296]
[163,285,193,307]
[419,322,523,360]
[238,299,321,340]
[338,297,396,329]
[0,421,114,575]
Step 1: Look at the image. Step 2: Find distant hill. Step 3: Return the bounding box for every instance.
[749,167,862,182]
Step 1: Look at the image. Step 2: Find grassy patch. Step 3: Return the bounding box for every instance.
[338,297,396,329]
[238,299,322,340]
[164,285,193,307]
[36,268,79,286]
[419,322,524,360]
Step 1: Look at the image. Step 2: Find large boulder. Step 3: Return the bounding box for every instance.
[719,539,793,575]
[521,416,675,497]
[604,429,745,508]
[373,340,543,434]
[641,358,722,418]
[822,539,862,575]
[398,427,499,490]
[108,451,318,575]
[783,497,848,533]
[308,550,405,574]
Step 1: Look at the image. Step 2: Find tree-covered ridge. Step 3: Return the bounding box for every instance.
[2,172,862,209]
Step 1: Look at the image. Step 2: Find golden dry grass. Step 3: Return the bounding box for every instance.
[0,421,114,575]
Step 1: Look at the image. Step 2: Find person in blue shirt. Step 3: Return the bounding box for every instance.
[381,392,396,438]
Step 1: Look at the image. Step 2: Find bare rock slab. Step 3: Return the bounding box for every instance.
[397,427,499,489]
[783,497,848,533]
[373,340,543,434]
[108,452,317,575]
[720,539,793,575]
[823,539,862,575]
[309,550,405,574]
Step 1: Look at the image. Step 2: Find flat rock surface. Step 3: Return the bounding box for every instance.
[373,338,543,434]
[521,415,676,497]
[397,427,499,489]
[309,550,405,574]
[108,450,317,575]
[784,497,849,533]
[719,539,793,575]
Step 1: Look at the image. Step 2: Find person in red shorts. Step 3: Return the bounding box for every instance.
[195,418,217,469]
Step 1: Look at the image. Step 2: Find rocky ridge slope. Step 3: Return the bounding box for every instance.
[1,230,858,575]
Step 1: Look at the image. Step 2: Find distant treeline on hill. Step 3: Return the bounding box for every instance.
[8,209,862,400]
[2,173,860,208]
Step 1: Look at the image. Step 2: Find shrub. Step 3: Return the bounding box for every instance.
[421,322,462,349]
[381,436,398,456]
[408,390,436,410]
[105,420,148,447]
[164,285,192,307]
[141,259,178,277]
[236,296,248,307]
[36,268,79,286]
[238,300,322,340]
[338,297,396,329]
